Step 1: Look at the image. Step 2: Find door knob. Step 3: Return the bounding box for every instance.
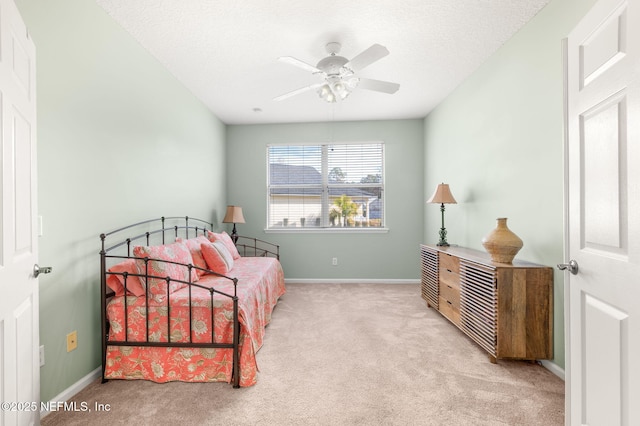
[33,264,52,278]
[557,260,578,275]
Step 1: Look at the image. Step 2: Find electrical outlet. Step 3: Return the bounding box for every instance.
[39,345,45,366]
[332,257,338,266]
[66,331,78,352]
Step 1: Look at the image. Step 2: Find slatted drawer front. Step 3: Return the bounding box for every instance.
[439,283,460,328]
[439,267,459,290]
[439,252,461,326]
[439,252,460,274]
[439,296,461,325]
[420,245,439,307]
[459,259,498,356]
[439,280,460,307]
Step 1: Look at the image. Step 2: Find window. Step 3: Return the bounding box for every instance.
[267,142,384,230]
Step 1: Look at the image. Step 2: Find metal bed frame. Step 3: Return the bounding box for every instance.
[99,216,279,388]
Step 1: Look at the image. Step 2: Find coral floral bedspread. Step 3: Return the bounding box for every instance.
[104,257,285,387]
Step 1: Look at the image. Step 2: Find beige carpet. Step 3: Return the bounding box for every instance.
[42,283,564,425]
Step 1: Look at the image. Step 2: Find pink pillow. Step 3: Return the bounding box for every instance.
[176,235,210,277]
[133,242,195,295]
[106,259,145,297]
[207,231,240,259]
[201,241,234,274]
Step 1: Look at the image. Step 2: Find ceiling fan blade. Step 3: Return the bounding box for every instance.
[278,56,322,74]
[273,83,324,101]
[357,78,400,94]
[344,44,390,72]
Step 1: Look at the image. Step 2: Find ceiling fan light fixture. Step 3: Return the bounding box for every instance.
[317,84,336,102]
[318,84,331,98]
[325,92,336,103]
[276,42,399,104]
[317,80,351,103]
[333,81,351,100]
[316,75,352,103]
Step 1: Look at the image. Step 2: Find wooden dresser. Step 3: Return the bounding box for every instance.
[420,244,553,362]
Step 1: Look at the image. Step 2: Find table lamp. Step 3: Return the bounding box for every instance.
[222,205,245,243]
[427,183,457,246]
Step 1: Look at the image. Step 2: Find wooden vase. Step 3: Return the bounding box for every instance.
[481,218,523,263]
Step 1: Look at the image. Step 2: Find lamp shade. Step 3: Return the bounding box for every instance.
[222,206,245,224]
[427,183,457,204]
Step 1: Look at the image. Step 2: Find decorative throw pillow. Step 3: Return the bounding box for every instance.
[133,242,195,295]
[176,235,210,277]
[207,230,241,260]
[201,241,234,274]
[106,259,145,297]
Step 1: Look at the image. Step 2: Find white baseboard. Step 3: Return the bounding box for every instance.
[40,366,102,419]
[540,360,565,381]
[285,278,421,285]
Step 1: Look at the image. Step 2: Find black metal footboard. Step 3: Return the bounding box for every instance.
[99,216,241,388]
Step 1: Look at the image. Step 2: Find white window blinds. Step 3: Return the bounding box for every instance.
[267,143,384,229]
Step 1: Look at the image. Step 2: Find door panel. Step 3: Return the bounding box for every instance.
[583,294,627,426]
[14,109,34,256]
[566,0,639,424]
[581,6,626,87]
[15,297,35,425]
[0,0,39,424]
[581,92,627,255]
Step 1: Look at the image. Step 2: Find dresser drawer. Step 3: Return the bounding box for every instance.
[439,267,460,290]
[439,296,460,326]
[439,253,460,274]
[439,281,460,309]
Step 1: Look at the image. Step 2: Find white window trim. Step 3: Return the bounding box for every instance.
[264,227,389,234]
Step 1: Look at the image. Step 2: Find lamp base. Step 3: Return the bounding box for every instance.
[435,203,451,246]
[230,224,238,244]
[436,227,449,246]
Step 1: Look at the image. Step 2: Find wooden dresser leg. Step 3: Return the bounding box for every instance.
[489,354,497,364]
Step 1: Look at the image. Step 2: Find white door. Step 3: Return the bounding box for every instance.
[0,0,39,425]
[565,0,640,424]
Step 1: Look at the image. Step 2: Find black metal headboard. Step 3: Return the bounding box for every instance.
[100,216,214,256]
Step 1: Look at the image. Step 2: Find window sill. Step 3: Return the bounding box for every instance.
[264,227,389,234]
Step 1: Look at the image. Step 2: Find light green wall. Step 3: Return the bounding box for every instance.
[16,0,227,402]
[227,120,424,280]
[423,0,598,370]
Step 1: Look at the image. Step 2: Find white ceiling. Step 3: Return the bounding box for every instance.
[95,0,550,125]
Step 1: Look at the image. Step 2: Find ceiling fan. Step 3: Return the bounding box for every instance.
[274,42,400,103]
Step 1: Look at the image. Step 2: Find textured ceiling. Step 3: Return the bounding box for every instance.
[95,0,550,125]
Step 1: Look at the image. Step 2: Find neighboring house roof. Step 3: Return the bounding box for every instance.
[269,163,381,199]
[270,163,322,186]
